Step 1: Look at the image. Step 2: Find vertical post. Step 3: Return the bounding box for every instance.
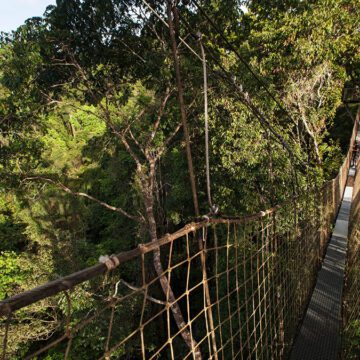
[167,3,219,358]
[200,228,218,359]
[198,37,212,208]
[273,212,285,358]
[167,0,199,217]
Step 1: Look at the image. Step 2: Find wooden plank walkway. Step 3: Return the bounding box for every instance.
[290,169,354,360]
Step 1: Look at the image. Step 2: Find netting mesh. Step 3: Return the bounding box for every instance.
[342,154,360,359]
[0,172,349,359]
[0,121,358,360]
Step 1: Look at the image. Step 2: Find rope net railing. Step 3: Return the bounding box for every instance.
[0,121,358,359]
[342,115,360,359]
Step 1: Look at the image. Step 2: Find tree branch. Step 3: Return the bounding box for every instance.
[146,87,172,148]
[24,176,140,222]
[156,121,182,160]
[129,129,145,156]
[117,279,166,305]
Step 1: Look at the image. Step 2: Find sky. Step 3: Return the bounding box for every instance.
[0,1,248,33]
[0,0,56,33]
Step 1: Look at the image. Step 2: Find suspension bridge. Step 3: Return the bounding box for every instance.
[0,106,359,359]
[0,0,359,357]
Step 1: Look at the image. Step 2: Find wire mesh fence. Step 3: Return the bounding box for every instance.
[0,122,358,359]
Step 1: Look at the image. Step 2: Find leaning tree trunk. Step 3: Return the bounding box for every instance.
[142,163,202,359]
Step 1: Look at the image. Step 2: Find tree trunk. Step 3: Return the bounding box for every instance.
[142,163,202,359]
[299,111,321,164]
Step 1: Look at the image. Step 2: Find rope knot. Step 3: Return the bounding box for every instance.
[210,204,219,215]
[194,31,202,41]
[99,255,120,271]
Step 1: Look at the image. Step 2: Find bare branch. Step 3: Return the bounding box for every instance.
[129,129,145,155]
[117,279,166,305]
[146,88,172,147]
[298,107,321,164]
[106,121,142,167]
[156,121,182,160]
[118,39,146,63]
[24,176,140,222]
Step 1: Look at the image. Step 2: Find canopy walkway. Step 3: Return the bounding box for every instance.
[0,112,359,359]
[290,168,355,359]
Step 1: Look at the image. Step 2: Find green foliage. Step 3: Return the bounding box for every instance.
[0,0,358,357]
[0,193,28,251]
[345,319,360,353]
[0,251,25,300]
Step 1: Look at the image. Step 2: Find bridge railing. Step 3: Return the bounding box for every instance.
[319,113,358,252]
[0,117,358,360]
[342,112,360,359]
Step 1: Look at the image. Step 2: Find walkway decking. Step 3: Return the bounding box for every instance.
[290,168,355,360]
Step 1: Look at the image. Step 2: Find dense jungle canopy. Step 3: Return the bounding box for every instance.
[0,0,359,357]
